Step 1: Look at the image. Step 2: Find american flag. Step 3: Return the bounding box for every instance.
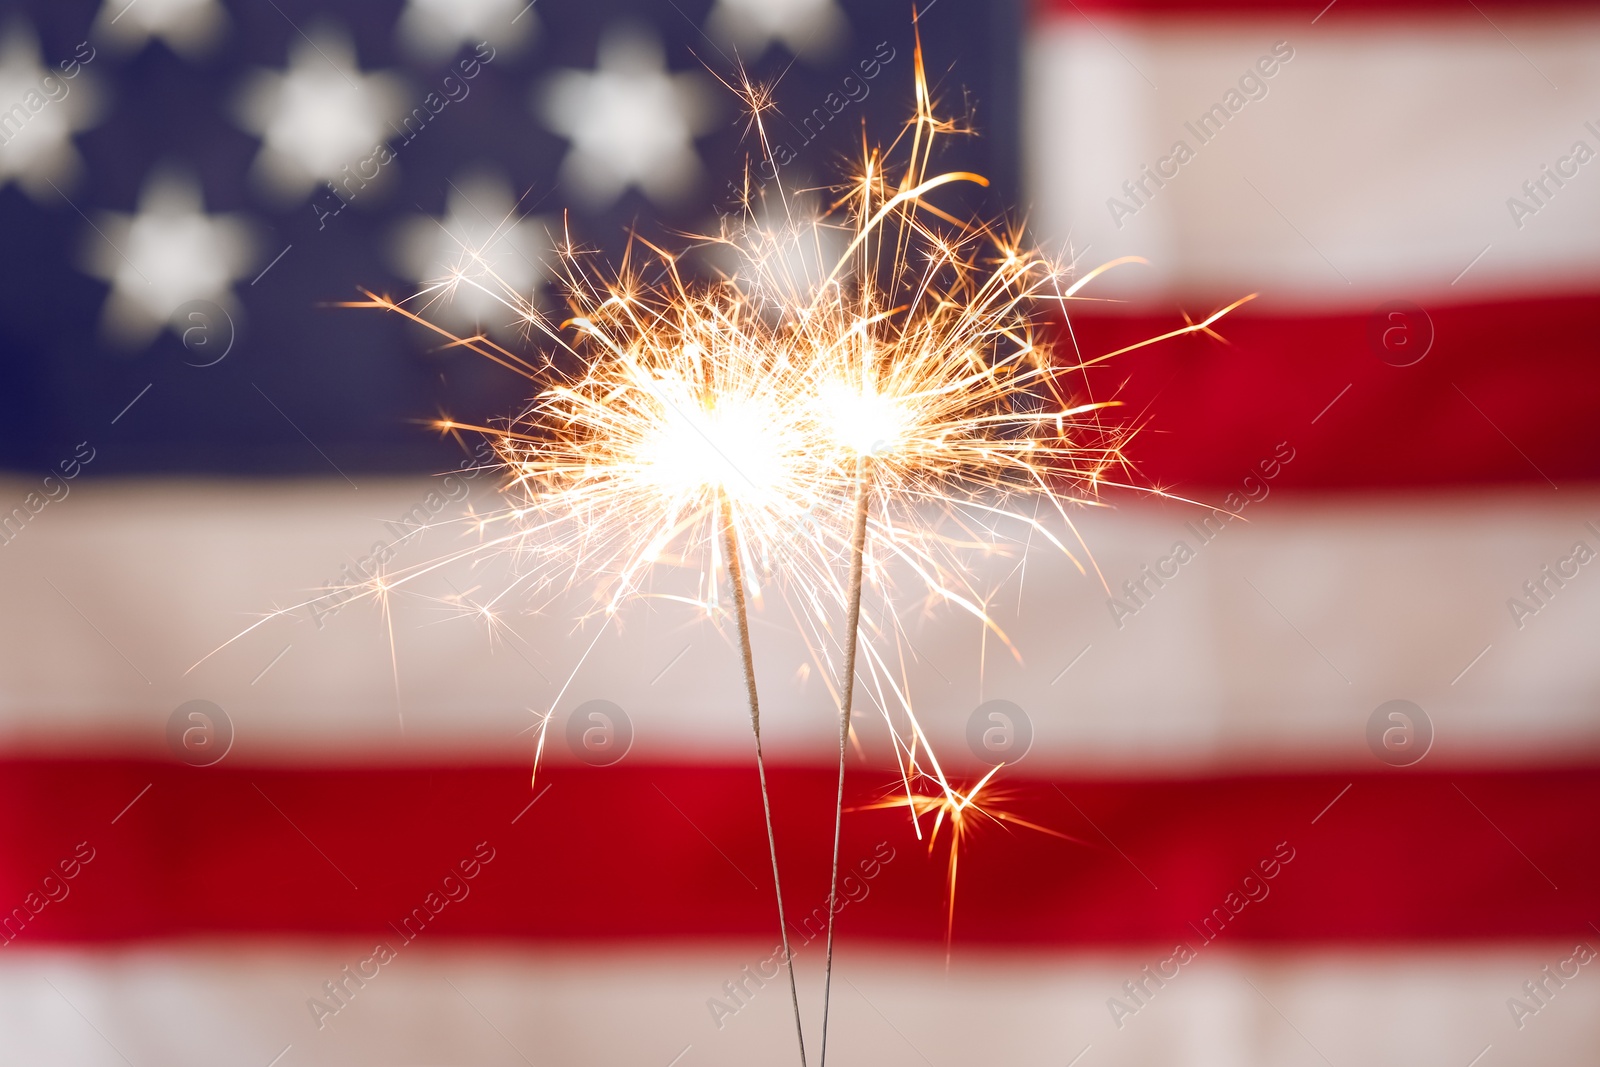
[1,0,1598,1065]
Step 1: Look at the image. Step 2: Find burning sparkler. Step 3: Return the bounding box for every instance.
[195,22,1254,1067]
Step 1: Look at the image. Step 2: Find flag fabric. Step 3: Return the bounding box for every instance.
[1,1,1598,1065]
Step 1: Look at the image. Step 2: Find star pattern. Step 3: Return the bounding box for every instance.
[706,0,847,62]
[0,0,1091,509]
[0,23,102,201]
[396,0,535,62]
[81,166,258,348]
[392,168,554,335]
[233,22,408,203]
[535,26,716,210]
[91,0,229,59]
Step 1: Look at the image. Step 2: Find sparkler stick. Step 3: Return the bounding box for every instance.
[719,493,809,1067]
[818,457,870,1067]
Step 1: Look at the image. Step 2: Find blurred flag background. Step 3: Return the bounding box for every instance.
[0,0,1597,1064]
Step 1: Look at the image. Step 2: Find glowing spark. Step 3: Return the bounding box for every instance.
[851,766,1092,950]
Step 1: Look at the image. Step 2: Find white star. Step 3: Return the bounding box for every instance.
[705,0,847,62]
[535,26,717,210]
[0,23,103,201]
[397,0,535,63]
[91,0,229,59]
[234,22,407,203]
[80,166,258,349]
[392,168,555,336]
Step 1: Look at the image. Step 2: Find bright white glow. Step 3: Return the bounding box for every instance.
[633,372,790,505]
[814,380,908,458]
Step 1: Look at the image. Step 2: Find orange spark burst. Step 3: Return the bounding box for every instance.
[851,766,1092,949]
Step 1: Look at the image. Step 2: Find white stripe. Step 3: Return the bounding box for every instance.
[0,942,1593,1065]
[1024,13,1600,308]
[0,478,1596,771]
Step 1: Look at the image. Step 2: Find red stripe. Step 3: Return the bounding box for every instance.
[1064,292,1600,490]
[1,759,1594,946]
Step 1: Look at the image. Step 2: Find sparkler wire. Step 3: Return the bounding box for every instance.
[719,494,809,1067]
[818,457,872,1067]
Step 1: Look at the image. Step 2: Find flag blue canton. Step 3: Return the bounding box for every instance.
[0,0,1019,475]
